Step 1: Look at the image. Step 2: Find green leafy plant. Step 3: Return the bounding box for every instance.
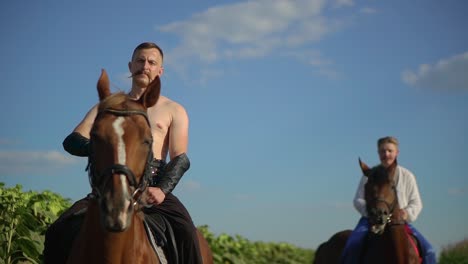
[1,183,316,264]
[439,238,468,264]
[198,225,315,264]
[0,183,71,264]
[5,182,468,264]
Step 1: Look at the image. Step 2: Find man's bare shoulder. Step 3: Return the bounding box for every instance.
[153,96,188,115]
[73,103,100,137]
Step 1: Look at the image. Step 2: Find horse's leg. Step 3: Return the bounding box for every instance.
[196,228,213,264]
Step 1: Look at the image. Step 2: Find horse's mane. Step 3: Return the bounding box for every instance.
[98,92,142,111]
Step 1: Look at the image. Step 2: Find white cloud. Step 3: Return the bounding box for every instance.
[0,150,78,175]
[285,49,339,78]
[156,0,353,81]
[402,51,468,91]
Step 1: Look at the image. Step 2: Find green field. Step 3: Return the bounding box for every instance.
[1,183,467,264]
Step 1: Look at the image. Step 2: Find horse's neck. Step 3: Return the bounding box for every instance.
[387,206,415,263]
[364,225,411,264]
[71,201,158,264]
[387,225,412,264]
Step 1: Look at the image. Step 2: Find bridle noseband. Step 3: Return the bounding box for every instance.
[87,108,153,207]
[368,183,405,229]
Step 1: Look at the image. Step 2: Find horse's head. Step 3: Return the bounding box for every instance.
[359,158,399,235]
[88,69,160,232]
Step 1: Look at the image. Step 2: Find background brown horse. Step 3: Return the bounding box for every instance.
[313,230,351,264]
[314,159,420,264]
[67,70,213,264]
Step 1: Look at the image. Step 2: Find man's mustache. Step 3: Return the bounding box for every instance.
[129,70,150,78]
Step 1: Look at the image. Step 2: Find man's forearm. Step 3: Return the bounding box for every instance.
[63,132,90,157]
[154,153,190,194]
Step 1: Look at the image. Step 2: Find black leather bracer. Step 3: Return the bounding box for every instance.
[153,153,190,194]
[63,132,90,157]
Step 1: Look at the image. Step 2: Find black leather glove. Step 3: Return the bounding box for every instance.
[154,153,190,194]
[63,132,90,157]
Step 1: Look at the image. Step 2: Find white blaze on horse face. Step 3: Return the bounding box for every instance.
[113,117,126,165]
[112,117,131,222]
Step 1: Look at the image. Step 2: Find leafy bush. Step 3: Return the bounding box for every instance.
[198,225,314,264]
[1,183,315,264]
[0,183,71,264]
[439,238,468,264]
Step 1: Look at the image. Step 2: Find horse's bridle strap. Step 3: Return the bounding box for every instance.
[100,108,151,126]
[101,164,138,187]
[88,107,154,203]
[369,185,402,226]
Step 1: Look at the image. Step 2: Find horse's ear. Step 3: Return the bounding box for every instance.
[97,69,111,101]
[139,76,160,108]
[359,158,371,177]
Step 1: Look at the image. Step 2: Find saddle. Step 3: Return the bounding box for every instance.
[404,225,423,263]
[144,213,179,264]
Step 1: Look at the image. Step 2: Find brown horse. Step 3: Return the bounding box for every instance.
[314,159,420,264]
[313,230,351,264]
[67,70,213,264]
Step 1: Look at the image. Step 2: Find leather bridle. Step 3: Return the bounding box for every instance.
[86,108,153,206]
[368,183,405,228]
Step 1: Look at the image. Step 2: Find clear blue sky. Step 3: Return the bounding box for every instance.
[1,0,467,257]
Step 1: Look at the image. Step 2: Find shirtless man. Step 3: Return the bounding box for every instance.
[44,42,202,264]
